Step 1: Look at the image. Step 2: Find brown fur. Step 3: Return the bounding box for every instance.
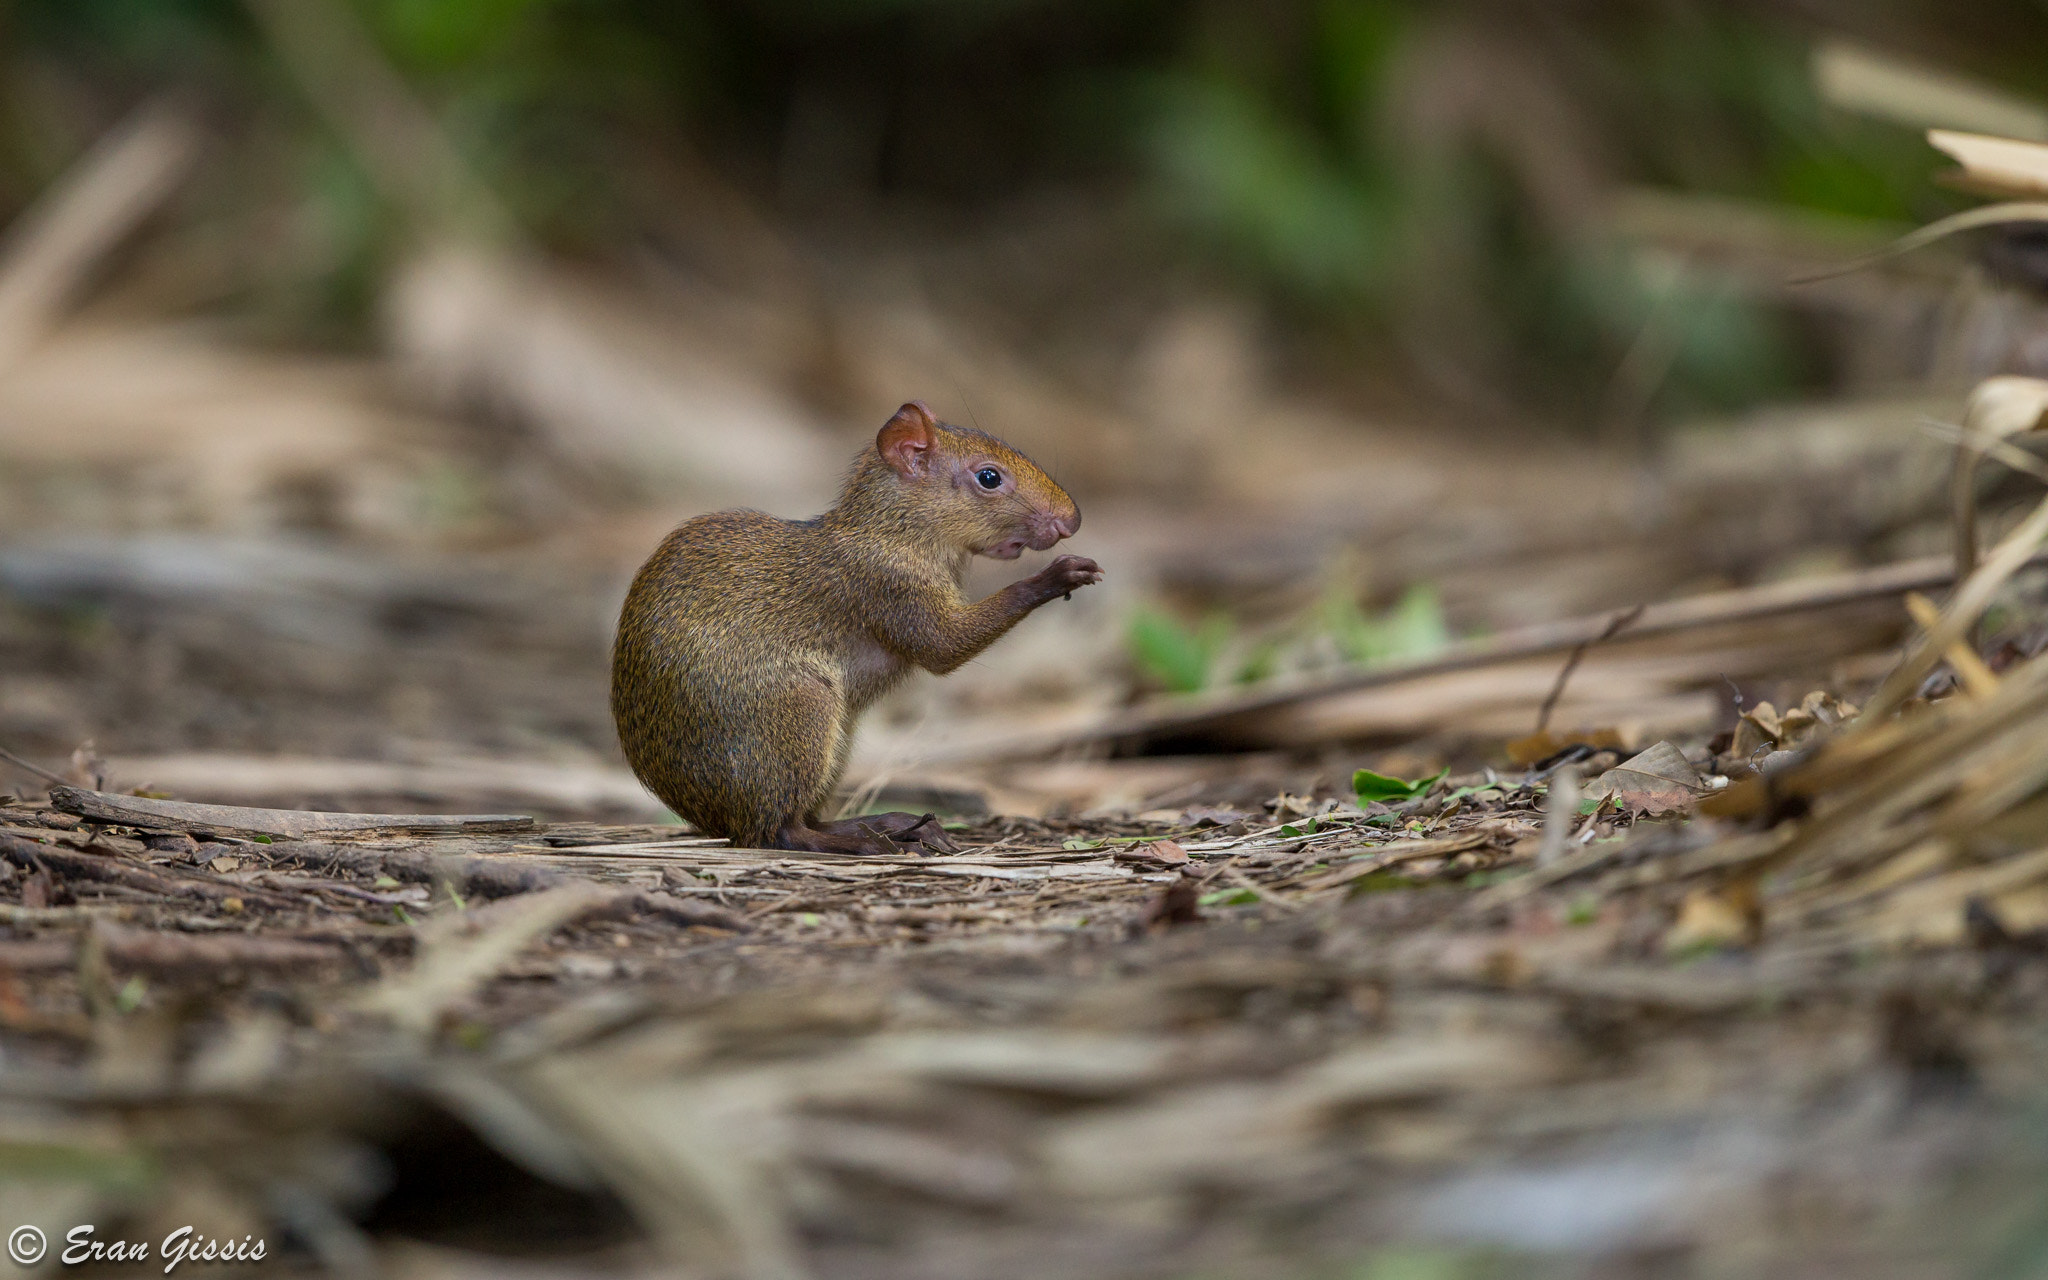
[610,402,1101,852]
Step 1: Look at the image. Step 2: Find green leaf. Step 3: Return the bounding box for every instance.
[372,874,402,890]
[1234,637,1283,686]
[1062,837,1101,851]
[251,834,273,844]
[114,976,147,1014]
[1461,869,1522,888]
[1280,824,1303,838]
[1327,582,1452,668]
[1127,607,1234,693]
[1353,765,1448,804]
[1197,887,1261,907]
[1346,871,1423,895]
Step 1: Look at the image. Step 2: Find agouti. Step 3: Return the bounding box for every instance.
[611,401,1102,855]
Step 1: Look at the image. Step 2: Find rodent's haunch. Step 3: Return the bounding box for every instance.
[610,401,1102,855]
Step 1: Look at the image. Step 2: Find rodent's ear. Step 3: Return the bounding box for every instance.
[877,401,939,478]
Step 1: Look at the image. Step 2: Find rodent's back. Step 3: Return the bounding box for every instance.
[611,509,856,828]
[617,510,840,650]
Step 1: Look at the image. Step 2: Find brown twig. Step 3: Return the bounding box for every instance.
[1281,832,1497,893]
[1534,604,1645,735]
[0,744,69,789]
[1788,201,2048,285]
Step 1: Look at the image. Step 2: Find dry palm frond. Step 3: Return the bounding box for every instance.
[1583,374,2048,953]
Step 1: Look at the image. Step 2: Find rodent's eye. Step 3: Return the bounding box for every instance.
[975,467,1003,490]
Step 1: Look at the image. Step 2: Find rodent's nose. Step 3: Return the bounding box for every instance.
[1026,508,1078,551]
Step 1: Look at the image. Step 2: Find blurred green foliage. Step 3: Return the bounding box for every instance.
[0,0,2043,417]
[1129,581,1450,693]
[1128,605,1232,694]
[1324,581,1447,666]
[1132,1,2000,417]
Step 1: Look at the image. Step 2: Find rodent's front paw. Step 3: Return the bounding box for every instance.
[1036,554,1104,599]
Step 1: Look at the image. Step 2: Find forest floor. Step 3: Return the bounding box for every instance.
[3,694,2048,1280]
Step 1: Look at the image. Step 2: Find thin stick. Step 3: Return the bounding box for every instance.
[1534,604,1645,735]
[1220,866,1300,912]
[0,745,68,789]
[1790,201,2048,285]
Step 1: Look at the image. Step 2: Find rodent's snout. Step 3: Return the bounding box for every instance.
[1026,509,1079,551]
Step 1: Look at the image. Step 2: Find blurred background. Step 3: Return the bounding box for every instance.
[4,0,2048,818]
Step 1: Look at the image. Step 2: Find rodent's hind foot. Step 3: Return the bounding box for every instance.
[782,811,959,856]
[822,811,959,855]
[878,811,959,854]
[770,821,896,856]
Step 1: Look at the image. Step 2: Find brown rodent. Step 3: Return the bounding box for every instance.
[611,401,1101,855]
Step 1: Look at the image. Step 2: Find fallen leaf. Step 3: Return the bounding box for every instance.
[1730,701,1780,760]
[209,855,241,873]
[1585,741,1705,815]
[1778,707,1819,745]
[1800,689,1857,723]
[1114,840,1189,867]
[1354,766,1448,805]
